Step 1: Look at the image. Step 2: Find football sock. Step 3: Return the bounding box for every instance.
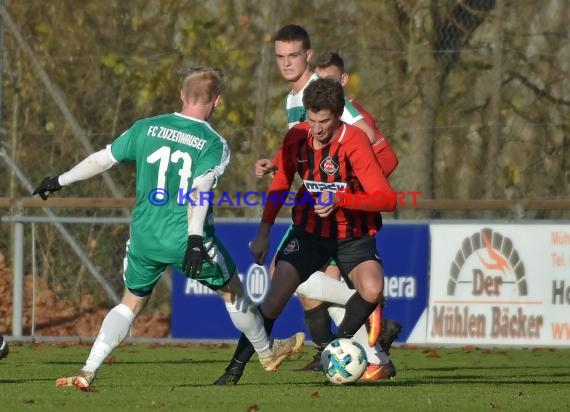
[225,296,271,356]
[303,303,335,348]
[232,307,275,365]
[336,292,377,339]
[261,307,276,336]
[83,303,135,373]
[326,304,345,326]
[352,322,390,364]
[295,271,354,305]
[375,344,391,365]
[231,334,254,367]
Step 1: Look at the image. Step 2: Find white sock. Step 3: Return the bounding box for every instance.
[352,325,390,365]
[225,296,271,356]
[327,305,390,365]
[373,342,391,365]
[83,303,136,373]
[296,271,355,305]
[327,304,346,326]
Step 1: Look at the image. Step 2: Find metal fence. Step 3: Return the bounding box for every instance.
[2,198,570,338]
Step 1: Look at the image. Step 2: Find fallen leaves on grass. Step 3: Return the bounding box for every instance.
[423,348,440,358]
[398,344,418,350]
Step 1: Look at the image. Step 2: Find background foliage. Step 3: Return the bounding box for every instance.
[3,0,568,209]
[0,0,568,331]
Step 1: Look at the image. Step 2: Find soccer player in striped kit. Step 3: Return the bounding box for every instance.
[215,78,397,384]
[215,25,400,385]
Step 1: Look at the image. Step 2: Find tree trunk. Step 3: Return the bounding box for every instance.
[485,0,506,199]
[246,0,280,218]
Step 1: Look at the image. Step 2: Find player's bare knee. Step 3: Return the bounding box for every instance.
[357,278,383,303]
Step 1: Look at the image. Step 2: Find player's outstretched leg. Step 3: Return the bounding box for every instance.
[214,332,305,385]
[55,370,95,388]
[55,302,136,389]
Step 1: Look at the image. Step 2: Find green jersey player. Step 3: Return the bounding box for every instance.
[33,67,304,389]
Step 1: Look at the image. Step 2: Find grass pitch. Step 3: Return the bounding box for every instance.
[1,342,569,411]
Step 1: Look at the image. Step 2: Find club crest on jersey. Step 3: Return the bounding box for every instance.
[283,238,299,255]
[320,156,339,175]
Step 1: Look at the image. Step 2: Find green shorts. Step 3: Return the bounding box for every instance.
[124,235,236,296]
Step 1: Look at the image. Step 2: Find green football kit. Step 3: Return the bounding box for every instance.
[110,112,235,293]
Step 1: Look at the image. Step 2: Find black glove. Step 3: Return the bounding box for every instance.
[32,176,62,200]
[182,235,211,278]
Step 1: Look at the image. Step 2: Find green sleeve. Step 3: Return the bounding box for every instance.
[110,121,143,162]
[341,98,364,125]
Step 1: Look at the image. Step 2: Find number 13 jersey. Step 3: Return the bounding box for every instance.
[109,112,230,261]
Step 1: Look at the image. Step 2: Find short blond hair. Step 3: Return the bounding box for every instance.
[180,67,224,104]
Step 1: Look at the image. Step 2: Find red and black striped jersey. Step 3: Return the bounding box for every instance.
[262,121,395,239]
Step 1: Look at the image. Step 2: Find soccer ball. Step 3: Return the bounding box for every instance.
[320,338,367,384]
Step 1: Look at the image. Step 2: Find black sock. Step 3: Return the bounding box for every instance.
[231,306,276,366]
[261,306,276,335]
[231,334,255,367]
[337,292,377,339]
[304,304,334,349]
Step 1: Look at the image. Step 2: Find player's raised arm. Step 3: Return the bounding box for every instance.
[32,147,117,200]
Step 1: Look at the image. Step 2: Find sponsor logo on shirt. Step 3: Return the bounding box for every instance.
[303,180,347,193]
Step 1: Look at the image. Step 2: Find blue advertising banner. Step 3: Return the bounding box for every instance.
[378,223,430,342]
[172,221,429,343]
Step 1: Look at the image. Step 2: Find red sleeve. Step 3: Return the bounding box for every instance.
[335,126,397,212]
[373,139,399,178]
[350,99,398,176]
[261,126,306,224]
[271,147,282,167]
[350,100,377,131]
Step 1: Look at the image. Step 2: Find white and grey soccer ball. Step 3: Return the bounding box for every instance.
[320,338,367,384]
